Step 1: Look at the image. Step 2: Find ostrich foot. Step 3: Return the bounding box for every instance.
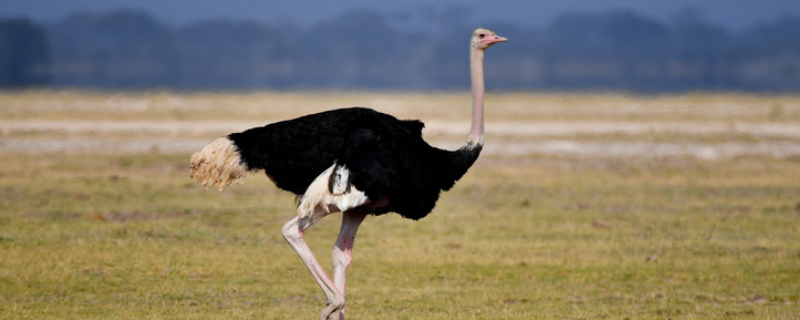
[319,298,345,320]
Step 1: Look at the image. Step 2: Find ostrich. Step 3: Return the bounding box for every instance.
[190,28,506,320]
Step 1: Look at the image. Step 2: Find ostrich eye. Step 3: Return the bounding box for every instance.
[479,34,485,39]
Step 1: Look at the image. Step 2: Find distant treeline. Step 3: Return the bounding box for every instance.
[1,9,800,91]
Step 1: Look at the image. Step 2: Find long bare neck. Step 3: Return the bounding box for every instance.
[467,48,485,148]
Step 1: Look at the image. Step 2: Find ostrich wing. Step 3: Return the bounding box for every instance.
[336,127,396,203]
[336,121,446,220]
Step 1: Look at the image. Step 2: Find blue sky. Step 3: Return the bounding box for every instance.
[2,0,799,30]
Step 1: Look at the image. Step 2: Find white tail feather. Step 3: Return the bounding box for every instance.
[190,137,251,191]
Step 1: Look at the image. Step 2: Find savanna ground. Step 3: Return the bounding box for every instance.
[1,91,799,319]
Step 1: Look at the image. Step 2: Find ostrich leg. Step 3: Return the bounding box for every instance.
[282,216,343,320]
[281,211,367,320]
[331,211,367,319]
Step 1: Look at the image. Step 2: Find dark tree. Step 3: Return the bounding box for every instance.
[0,19,49,87]
[48,11,177,88]
[32,8,800,92]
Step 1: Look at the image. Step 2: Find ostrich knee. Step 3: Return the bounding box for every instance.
[282,218,303,244]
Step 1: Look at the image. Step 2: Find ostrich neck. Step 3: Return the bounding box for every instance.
[467,48,485,147]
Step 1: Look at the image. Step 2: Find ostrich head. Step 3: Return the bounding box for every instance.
[471,28,507,50]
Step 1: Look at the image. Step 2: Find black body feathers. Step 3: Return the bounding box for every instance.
[228,107,481,220]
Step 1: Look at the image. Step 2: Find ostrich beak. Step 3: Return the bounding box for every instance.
[482,34,507,46]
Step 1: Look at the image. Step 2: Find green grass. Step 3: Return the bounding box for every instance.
[1,153,798,319]
[1,91,799,319]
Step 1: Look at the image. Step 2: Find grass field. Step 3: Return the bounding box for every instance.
[1,91,799,319]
